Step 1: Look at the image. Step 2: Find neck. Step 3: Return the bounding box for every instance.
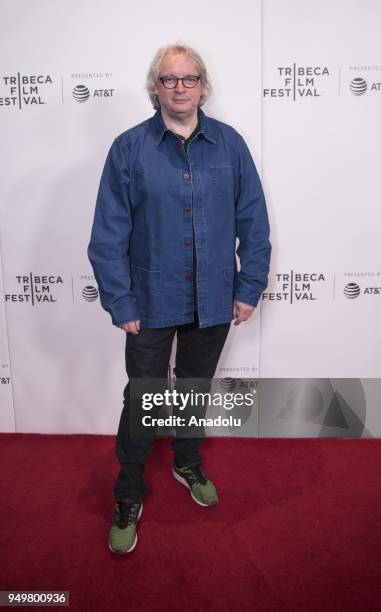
[160,107,199,138]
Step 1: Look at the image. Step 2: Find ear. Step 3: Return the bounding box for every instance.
[154,79,160,93]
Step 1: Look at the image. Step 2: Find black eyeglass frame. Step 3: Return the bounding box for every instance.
[158,75,201,89]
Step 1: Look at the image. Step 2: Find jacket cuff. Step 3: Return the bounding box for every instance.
[233,291,261,308]
[110,297,140,326]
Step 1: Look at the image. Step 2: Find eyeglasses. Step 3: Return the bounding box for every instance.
[159,75,201,89]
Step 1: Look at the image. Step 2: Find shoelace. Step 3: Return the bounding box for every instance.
[115,502,140,529]
[182,464,207,486]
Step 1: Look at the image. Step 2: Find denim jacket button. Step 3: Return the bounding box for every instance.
[184,207,191,213]
[183,172,190,180]
[185,274,192,281]
[184,240,192,246]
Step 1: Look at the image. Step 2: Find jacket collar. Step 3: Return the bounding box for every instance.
[150,106,217,146]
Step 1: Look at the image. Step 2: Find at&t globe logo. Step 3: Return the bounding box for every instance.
[349,78,367,96]
[82,285,98,302]
[344,283,361,299]
[72,84,90,103]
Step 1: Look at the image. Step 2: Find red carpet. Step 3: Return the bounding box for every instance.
[1,434,381,611]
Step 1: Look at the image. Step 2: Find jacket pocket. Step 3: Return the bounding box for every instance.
[130,264,161,319]
[210,166,235,205]
[223,264,235,318]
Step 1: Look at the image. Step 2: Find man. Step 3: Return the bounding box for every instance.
[88,43,271,554]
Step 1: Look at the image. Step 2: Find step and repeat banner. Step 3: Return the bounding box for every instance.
[0,0,380,436]
[259,0,381,436]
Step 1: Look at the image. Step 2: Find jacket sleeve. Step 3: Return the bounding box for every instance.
[234,134,272,307]
[87,136,139,325]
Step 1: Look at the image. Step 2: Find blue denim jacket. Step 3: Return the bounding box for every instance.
[87,107,271,329]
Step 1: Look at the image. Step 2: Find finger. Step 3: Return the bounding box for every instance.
[130,321,140,335]
[234,317,243,326]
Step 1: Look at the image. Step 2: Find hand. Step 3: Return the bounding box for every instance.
[233,300,255,326]
[118,320,141,334]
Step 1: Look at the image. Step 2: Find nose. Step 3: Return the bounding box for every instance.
[175,78,186,92]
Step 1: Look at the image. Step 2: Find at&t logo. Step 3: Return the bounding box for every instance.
[72,84,114,102]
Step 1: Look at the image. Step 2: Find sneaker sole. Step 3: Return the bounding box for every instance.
[108,502,143,554]
[172,468,218,507]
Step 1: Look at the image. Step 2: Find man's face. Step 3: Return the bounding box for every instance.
[154,52,203,118]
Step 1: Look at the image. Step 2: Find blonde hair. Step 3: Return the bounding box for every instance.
[146,42,213,110]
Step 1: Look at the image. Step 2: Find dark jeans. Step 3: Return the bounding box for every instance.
[113,314,231,503]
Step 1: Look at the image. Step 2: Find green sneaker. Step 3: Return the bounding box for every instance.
[108,501,143,554]
[172,463,219,507]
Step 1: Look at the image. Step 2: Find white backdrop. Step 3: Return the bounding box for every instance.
[0,0,380,436]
